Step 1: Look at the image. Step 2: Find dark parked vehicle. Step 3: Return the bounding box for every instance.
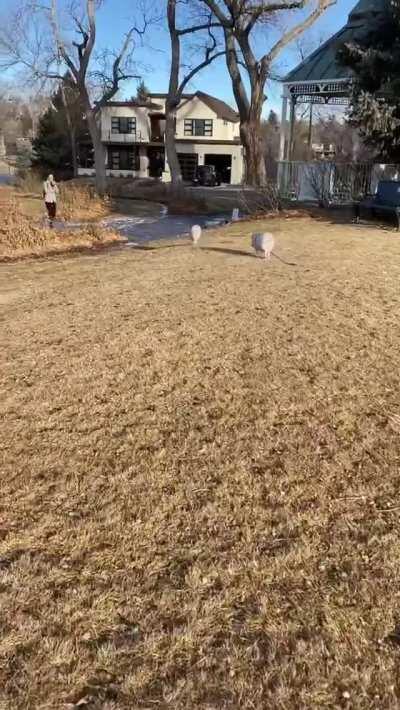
[354,180,400,230]
[192,165,221,187]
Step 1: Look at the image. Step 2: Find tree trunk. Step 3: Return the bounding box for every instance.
[241,121,267,186]
[166,0,182,185]
[240,90,266,187]
[222,28,267,186]
[86,109,107,195]
[165,102,182,185]
[70,128,78,178]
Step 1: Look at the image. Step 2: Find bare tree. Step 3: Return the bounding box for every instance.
[166,0,224,184]
[55,76,87,178]
[200,0,336,185]
[60,83,79,178]
[0,0,147,194]
[0,88,47,153]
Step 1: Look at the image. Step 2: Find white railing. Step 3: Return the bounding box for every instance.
[277,161,400,204]
[102,130,146,143]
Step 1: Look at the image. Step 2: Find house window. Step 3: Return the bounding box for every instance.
[109,147,139,171]
[111,117,136,134]
[184,119,213,137]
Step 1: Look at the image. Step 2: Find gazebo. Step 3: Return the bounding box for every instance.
[279,0,390,162]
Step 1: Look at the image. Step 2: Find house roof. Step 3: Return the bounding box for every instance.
[194,92,240,123]
[105,100,163,110]
[106,92,240,123]
[150,93,193,100]
[150,91,239,123]
[284,0,390,83]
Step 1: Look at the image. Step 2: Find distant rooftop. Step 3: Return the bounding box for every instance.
[284,0,390,83]
[105,100,163,110]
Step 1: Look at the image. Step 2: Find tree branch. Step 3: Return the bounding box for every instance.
[49,0,79,80]
[180,50,225,94]
[223,27,250,116]
[72,15,89,62]
[178,20,220,36]
[200,0,232,27]
[93,27,140,111]
[79,0,96,81]
[246,0,306,31]
[264,0,336,65]
[246,0,306,14]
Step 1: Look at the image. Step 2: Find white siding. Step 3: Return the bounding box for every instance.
[176,96,239,141]
[93,94,244,183]
[101,97,240,144]
[101,106,150,142]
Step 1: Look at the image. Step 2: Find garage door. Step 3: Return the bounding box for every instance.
[178,153,198,181]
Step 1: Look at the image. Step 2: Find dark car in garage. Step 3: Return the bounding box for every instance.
[192,164,221,187]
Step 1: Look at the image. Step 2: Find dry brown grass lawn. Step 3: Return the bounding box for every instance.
[2,216,400,709]
[0,197,123,261]
[0,182,111,223]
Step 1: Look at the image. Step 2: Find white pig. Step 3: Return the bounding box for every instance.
[191,225,202,245]
[251,232,275,259]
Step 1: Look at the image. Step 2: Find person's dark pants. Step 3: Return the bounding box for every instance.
[45,201,57,224]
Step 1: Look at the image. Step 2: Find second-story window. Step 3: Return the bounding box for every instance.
[111,117,136,134]
[184,119,213,137]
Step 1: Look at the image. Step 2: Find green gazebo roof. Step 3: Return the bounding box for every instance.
[284,0,390,83]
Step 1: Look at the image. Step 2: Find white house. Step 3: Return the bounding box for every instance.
[78,91,244,184]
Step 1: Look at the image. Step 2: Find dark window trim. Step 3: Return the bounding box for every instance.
[184,119,213,137]
[111,116,136,134]
[108,146,140,171]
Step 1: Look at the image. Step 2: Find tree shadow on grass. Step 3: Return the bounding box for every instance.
[127,242,189,251]
[200,246,254,258]
[128,243,256,258]
[307,205,400,231]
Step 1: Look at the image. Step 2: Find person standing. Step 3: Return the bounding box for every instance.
[43,174,59,227]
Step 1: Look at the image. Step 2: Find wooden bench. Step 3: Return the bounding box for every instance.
[353,180,400,231]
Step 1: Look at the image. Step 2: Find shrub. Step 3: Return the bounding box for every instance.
[59,183,110,221]
[239,180,282,216]
[16,170,44,195]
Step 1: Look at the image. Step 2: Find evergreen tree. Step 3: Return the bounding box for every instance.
[339,2,400,161]
[32,79,87,176]
[33,107,72,171]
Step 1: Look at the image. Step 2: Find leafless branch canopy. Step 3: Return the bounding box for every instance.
[0,0,154,108]
[200,0,336,82]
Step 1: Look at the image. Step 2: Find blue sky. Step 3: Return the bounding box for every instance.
[1,0,357,113]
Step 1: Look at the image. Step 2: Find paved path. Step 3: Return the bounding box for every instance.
[57,210,231,243]
[100,213,229,243]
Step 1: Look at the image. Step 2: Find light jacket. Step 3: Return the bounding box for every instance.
[43,180,59,203]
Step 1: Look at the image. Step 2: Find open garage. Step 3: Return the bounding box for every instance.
[204,154,232,184]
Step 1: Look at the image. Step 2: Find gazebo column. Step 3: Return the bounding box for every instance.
[287,96,296,161]
[279,87,289,161]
